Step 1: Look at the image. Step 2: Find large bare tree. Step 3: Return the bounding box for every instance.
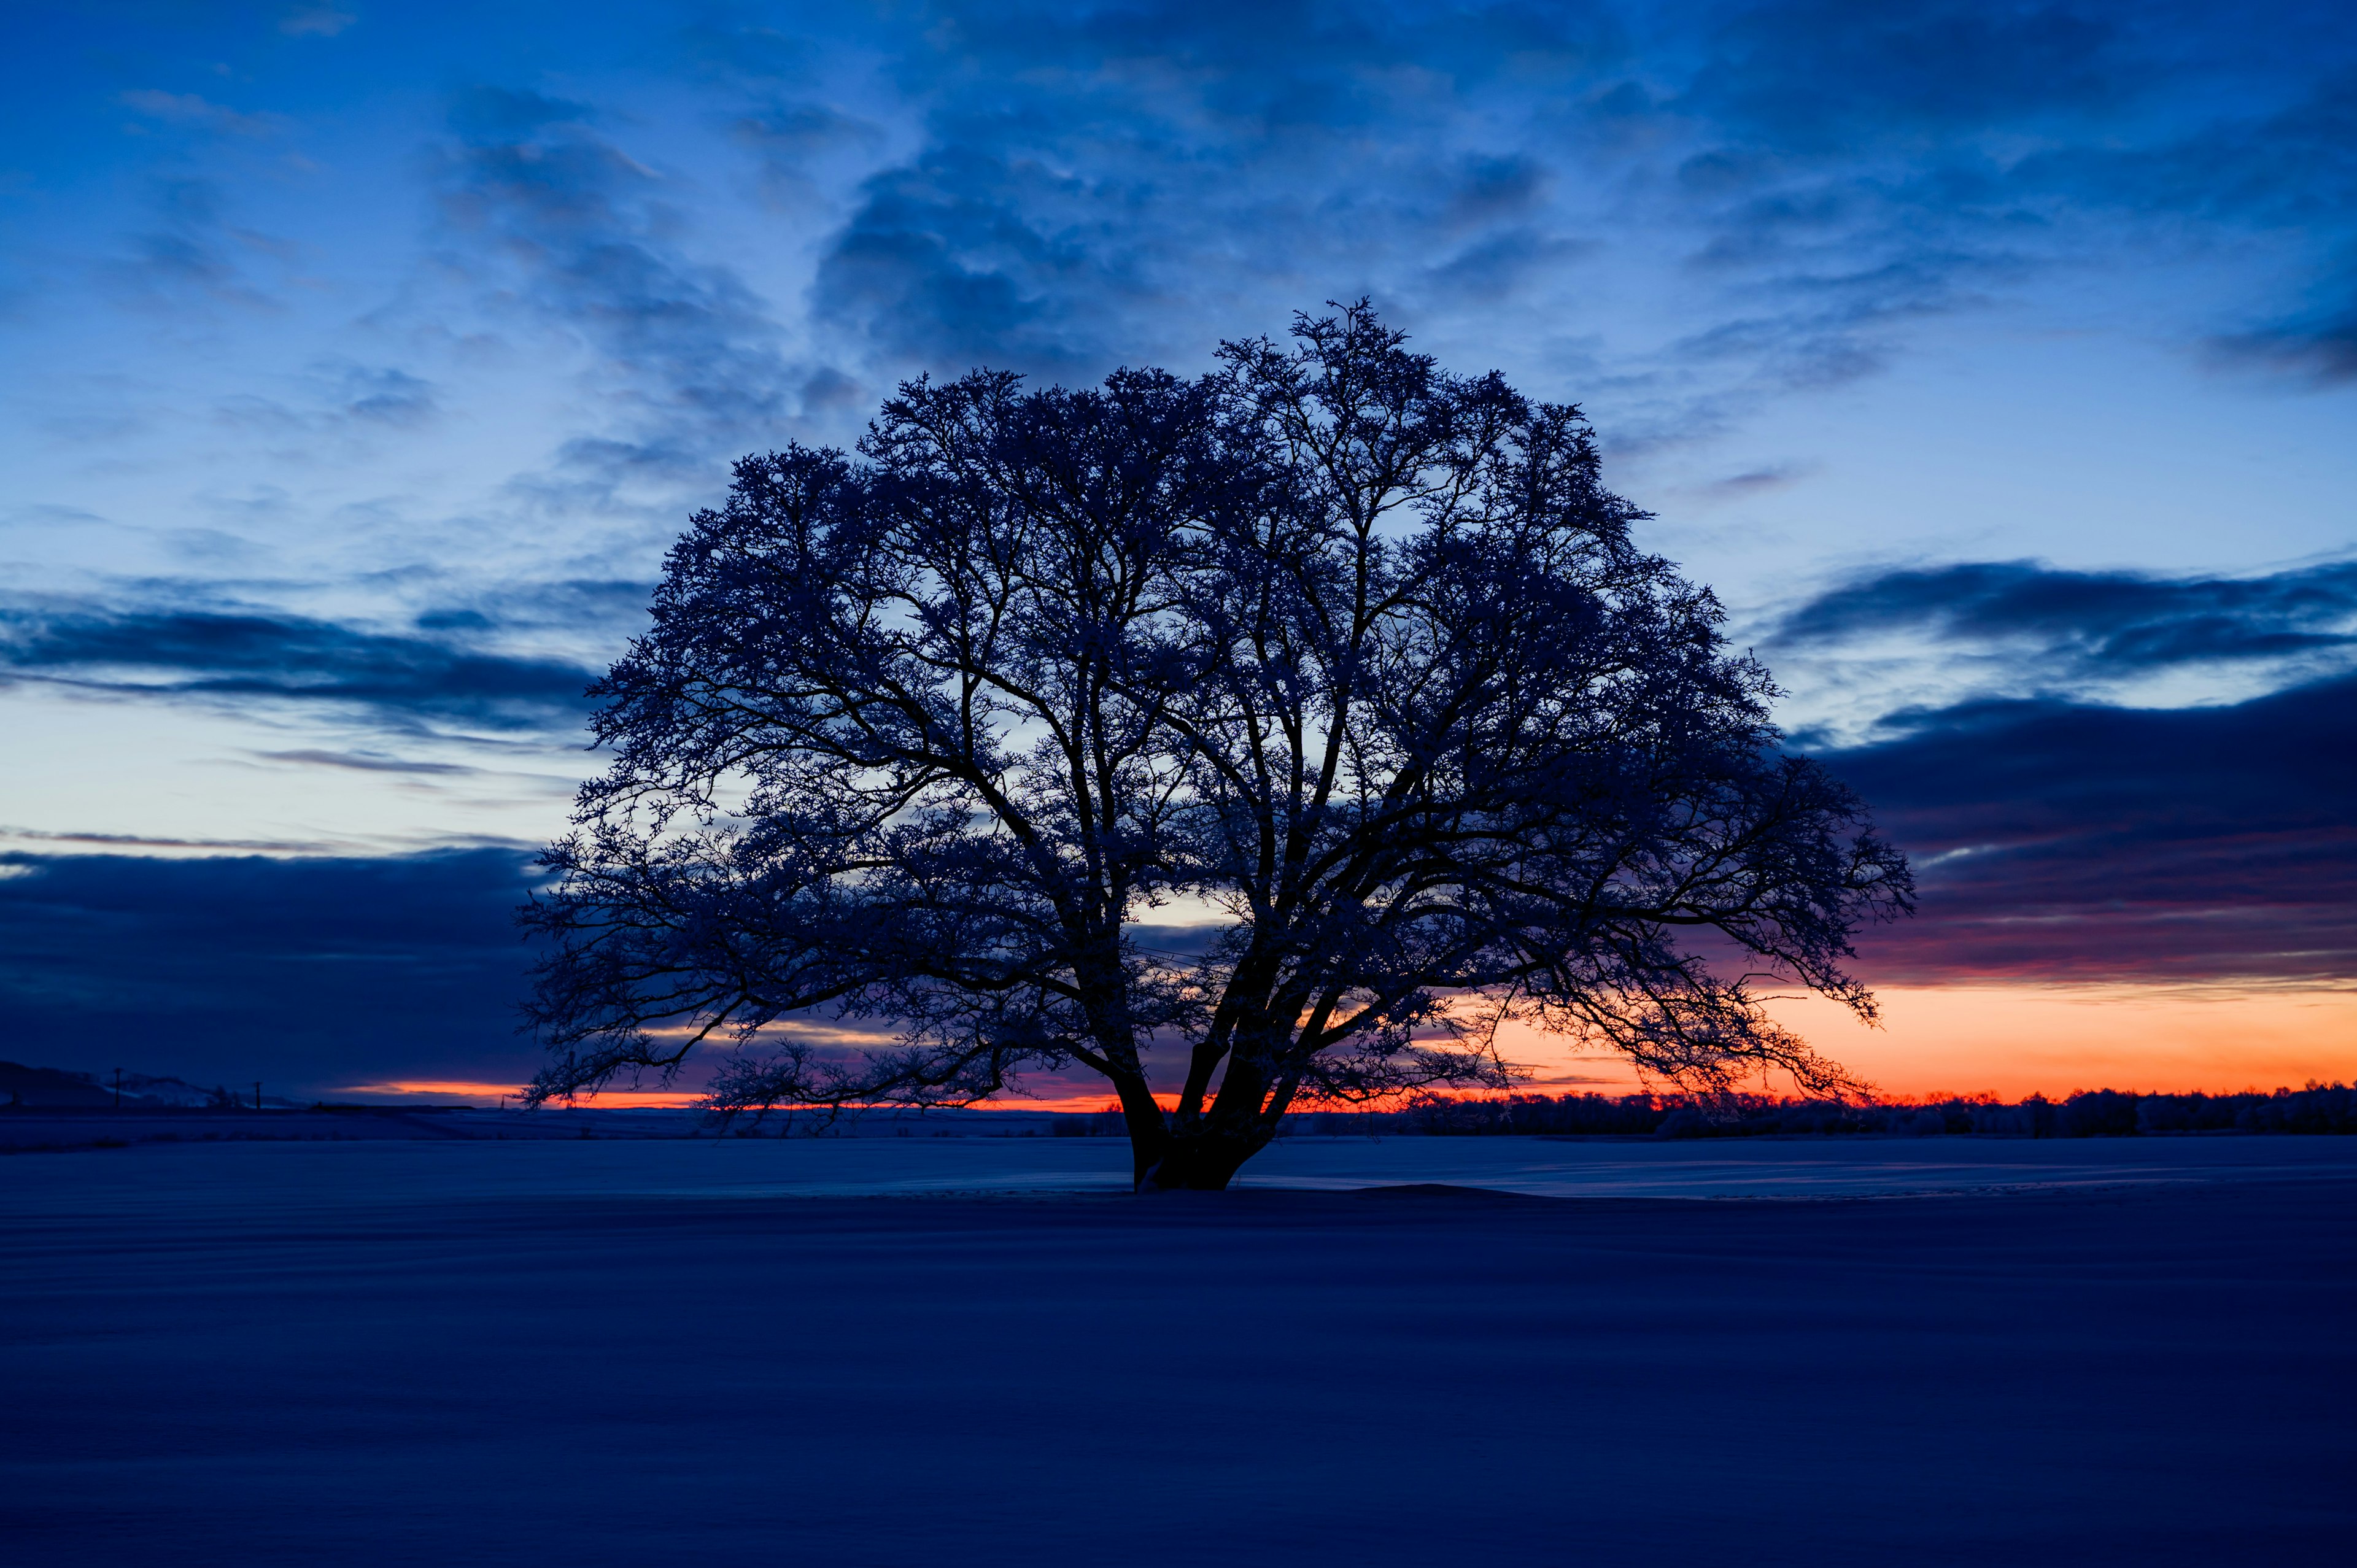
[522,303,1912,1189]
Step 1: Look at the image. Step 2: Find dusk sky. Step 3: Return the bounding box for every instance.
[3,0,2352,1102]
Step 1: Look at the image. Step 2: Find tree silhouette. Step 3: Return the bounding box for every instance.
[522,303,1912,1189]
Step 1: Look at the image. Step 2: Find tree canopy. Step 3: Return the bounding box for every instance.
[522,303,1913,1189]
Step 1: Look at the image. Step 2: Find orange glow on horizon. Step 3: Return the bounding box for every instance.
[1492,982,2357,1101]
[338,1080,1156,1114]
[352,983,2353,1114]
[338,1080,711,1108]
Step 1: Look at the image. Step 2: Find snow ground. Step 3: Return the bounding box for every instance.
[12,1129,2357,1213]
[4,1138,2353,1565]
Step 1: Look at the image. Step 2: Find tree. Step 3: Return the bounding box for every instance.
[521,303,1913,1190]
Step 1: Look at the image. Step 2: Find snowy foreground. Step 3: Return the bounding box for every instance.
[6,1138,2353,1566]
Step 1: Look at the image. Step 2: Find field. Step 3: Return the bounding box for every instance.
[6,1136,2353,1565]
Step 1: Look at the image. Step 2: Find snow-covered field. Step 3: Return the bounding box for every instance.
[6,1137,2353,1565]
[14,1129,2357,1213]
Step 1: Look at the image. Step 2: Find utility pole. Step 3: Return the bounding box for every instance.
[253,1081,263,1111]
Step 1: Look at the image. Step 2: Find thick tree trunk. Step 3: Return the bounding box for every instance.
[1120,1099,1268,1191]
[1130,1043,1287,1190]
[1137,1129,1265,1190]
[1112,1079,1175,1191]
[1111,1039,1279,1190]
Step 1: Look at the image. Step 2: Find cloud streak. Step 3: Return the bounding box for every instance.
[0,601,601,733]
[1776,558,2357,678]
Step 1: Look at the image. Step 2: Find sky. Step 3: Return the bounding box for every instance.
[2,0,2352,1103]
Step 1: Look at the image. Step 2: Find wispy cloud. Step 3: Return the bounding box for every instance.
[119,90,285,139]
[255,749,481,775]
[101,177,291,311]
[431,85,802,501]
[278,4,357,38]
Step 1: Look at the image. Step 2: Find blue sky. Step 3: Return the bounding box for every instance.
[3,1,2352,1096]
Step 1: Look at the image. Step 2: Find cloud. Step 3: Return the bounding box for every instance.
[101,177,289,310]
[279,4,356,37]
[811,144,1147,376]
[433,85,800,492]
[411,576,652,639]
[2008,64,2357,231]
[1680,0,2129,154]
[0,848,546,1091]
[338,365,438,425]
[2210,292,2357,385]
[728,100,886,212]
[1662,17,2357,397]
[381,2,2356,481]
[4,678,2343,1105]
[1775,558,2357,678]
[0,828,329,854]
[0,601,601,733]
[1422,228,1596,304]
[784,2,1642,382]
[212,363,439,435]
[1775,555,2357,982]
[1692,463,1811,500]
[1819,674,2357,983]
[256,749,480,776]
[118,90,283,138]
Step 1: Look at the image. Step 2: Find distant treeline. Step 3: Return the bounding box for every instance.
[1266,1084,2357,1138]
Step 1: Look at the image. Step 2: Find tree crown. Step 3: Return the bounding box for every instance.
[522,303,1913,1188]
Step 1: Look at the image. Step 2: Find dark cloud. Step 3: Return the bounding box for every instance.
[1446,153,1551,226]
[2010,64,2357,231]
[6,676,2344,1106]
[1821,674,2357,983]
[1682,1,2129,153]
[0,849,546,1093]
[397,2,2353,444]
[0,603,601,732]
[1776,558,2357,675]
[811,144,1147,376]
[1664,15,2357,395]
[795,2,1629,380]
[935,0,1623,92]
[2210,291,2357,385]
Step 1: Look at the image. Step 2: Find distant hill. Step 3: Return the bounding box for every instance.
[0,1062,303,1110]
[0,1062,113,1108]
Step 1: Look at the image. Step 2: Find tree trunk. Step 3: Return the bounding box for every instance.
[1132,1125,1269,1191]
[1112,1079,1174,1191]
[1111,1049,1276,1191]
